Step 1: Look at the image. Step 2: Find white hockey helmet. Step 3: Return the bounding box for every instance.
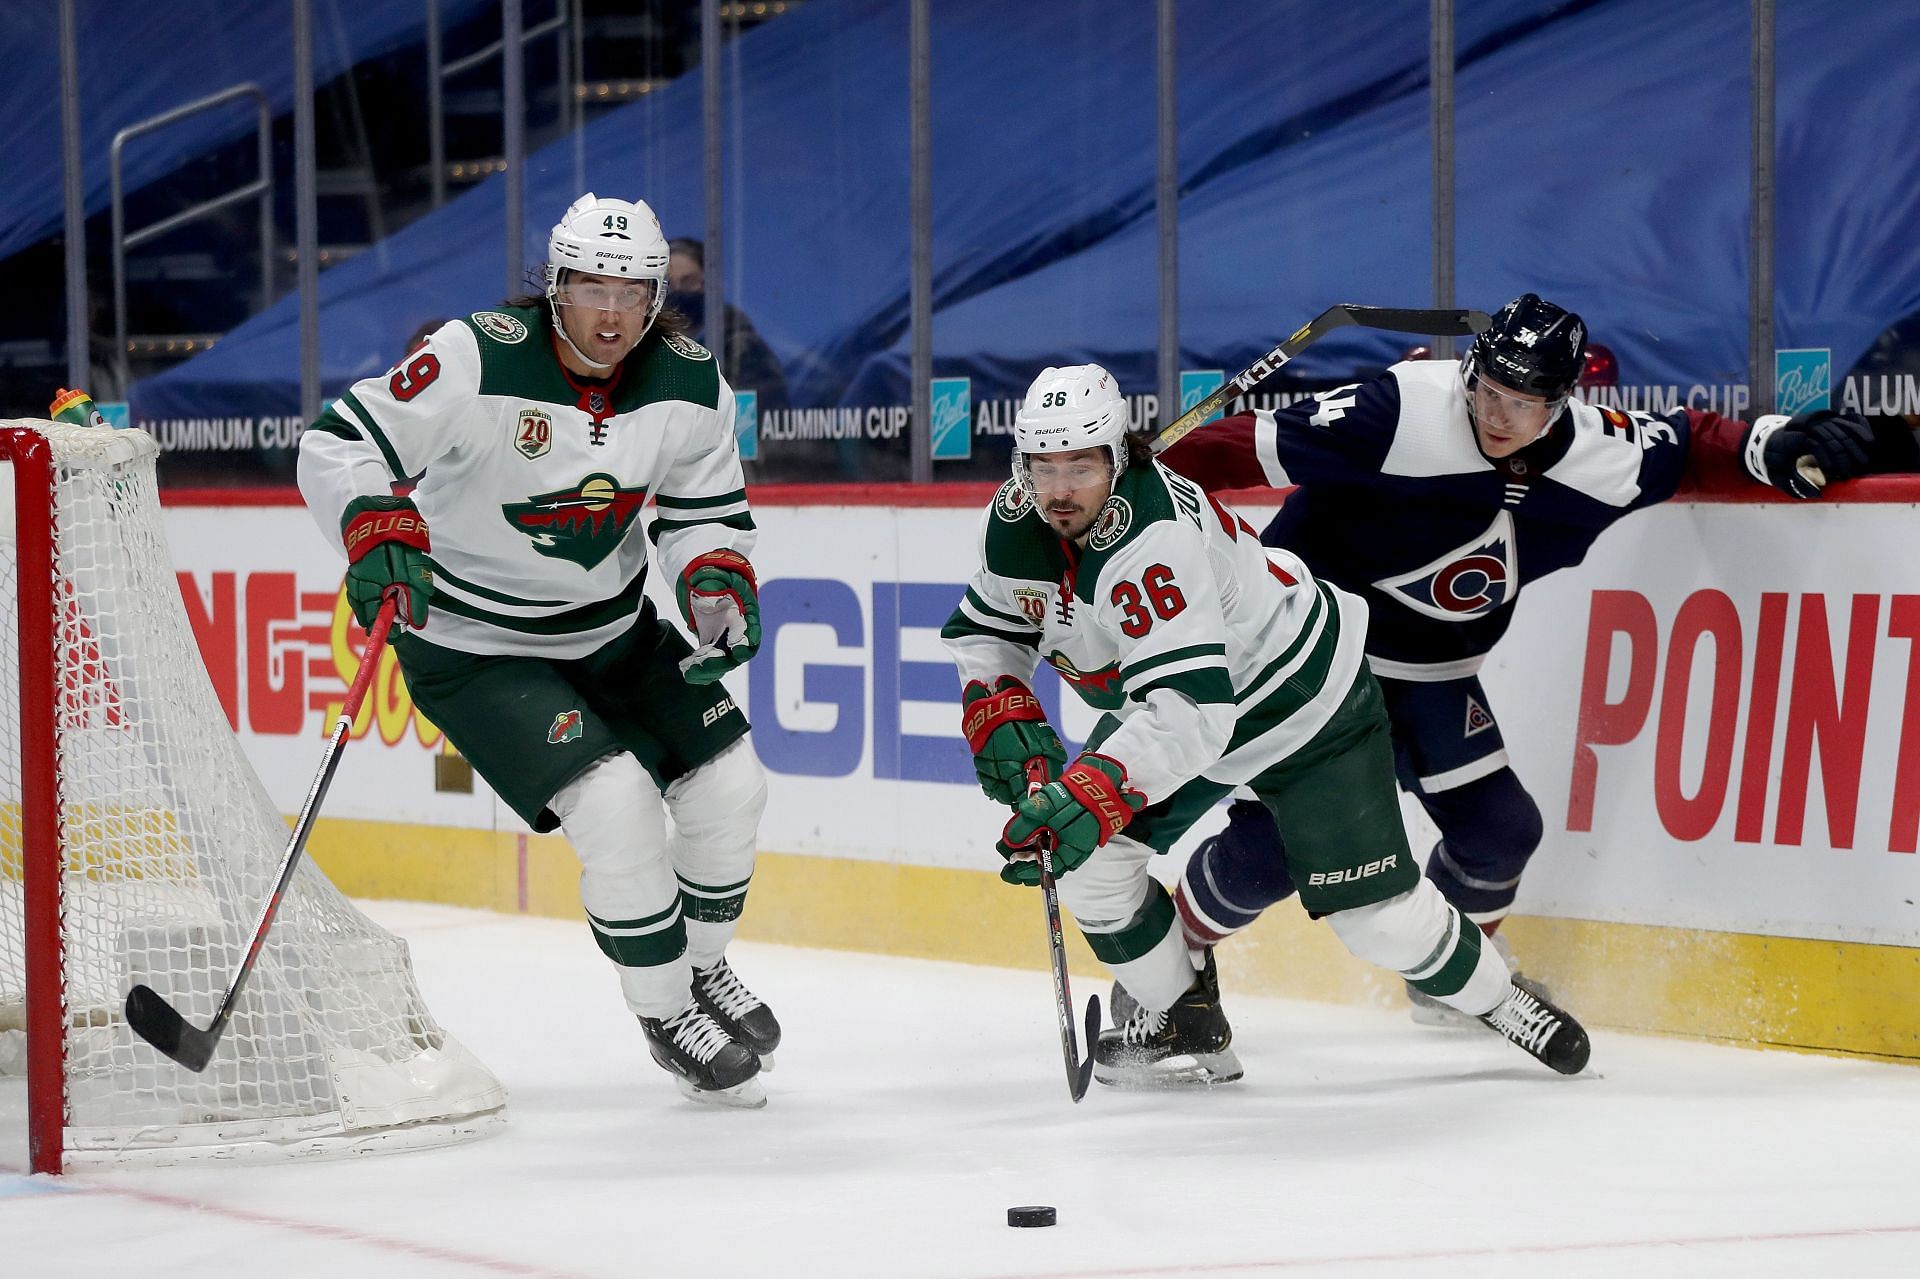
[545,193,671,366]
[1012,363,1133,488]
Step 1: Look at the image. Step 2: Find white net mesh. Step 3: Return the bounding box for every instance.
[0,420,505,1166]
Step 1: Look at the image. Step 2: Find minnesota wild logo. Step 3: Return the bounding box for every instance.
[502,473,649,569]
[993,478,1034,523]
[1087,497,1134,551]
[548,709,584,744]
[662,331,712,362]
[471,311,529,344]
[1046,651,1124,711]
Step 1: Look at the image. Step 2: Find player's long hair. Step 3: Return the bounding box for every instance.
[502,288,695,342]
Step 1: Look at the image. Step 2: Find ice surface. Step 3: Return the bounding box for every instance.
[5,900,1919,1277]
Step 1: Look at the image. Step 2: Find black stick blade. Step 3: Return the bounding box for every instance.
[1336,305,1492,337]
[125,984,217,1072]
[1071,994,1101,1103]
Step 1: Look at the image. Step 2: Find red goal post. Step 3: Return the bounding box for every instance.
[0,420,506,1172]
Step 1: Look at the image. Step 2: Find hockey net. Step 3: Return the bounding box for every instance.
[0,420,506,1170]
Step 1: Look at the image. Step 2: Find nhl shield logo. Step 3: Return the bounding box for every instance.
[515,408,553,459]
[1087,496,1134,551]
[471,311,530,344]
[547,709,584,744]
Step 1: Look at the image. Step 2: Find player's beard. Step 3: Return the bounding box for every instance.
[1040,493,1102,541]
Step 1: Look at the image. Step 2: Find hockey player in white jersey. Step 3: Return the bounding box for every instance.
[942,365,1592,1083]
[298,193,778,1108]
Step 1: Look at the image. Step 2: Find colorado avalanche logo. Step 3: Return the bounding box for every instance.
[993,479,1034,523]
[1372,511,1520,621]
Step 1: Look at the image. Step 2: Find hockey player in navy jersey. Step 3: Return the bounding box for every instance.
[1151,293,1913,1023]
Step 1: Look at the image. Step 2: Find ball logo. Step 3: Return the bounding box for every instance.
[1087,497,1133,551]
[662,331,713,362]
[993,479,1034,523]
[471,311,530,344]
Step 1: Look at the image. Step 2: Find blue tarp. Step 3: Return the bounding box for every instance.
[131,0,1567,421]
[842,0,1920,403]
[1,0,491,262]
[132,0,1920,424]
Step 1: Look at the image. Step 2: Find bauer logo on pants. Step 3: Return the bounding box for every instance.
[548,710,584,744]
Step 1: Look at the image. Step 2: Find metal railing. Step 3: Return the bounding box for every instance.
[110,83,273,393]
[427,0,572,211]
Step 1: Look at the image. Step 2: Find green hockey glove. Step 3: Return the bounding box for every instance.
[960,675,1065,806]
[341,495,432,629]
[995,753,1146,886]
[676,549,762,684]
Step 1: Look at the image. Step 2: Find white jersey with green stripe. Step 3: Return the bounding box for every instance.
[297,304,752,658]
[942,461,1368,805]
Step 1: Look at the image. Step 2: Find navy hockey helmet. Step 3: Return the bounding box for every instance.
[1465,293,1587,401]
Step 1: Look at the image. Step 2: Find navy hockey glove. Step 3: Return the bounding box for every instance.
[961,676,1065,806]
[676,549,762,684]
[996,754,1146,887]
[341,495,432,629]
[1744,409,1874,499]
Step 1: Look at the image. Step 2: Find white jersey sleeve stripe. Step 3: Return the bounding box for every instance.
[1254,409,1292,487]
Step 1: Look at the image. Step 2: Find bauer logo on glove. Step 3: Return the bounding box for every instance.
[995,754,1146,886]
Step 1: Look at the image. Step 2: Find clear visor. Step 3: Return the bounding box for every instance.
[1467,363,1563,431]
[553,274,660,315]
[1020,454,1113,492]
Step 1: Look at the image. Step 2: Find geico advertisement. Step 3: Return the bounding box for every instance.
[166,498,1919,942]
[1485,501,1920,945]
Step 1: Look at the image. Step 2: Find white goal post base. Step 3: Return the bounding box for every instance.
[0,419,507,1171]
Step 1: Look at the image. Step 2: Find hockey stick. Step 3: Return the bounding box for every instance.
[126,593,402,1071]
[1024,759,1101,1103]
[1151,305,1493,454]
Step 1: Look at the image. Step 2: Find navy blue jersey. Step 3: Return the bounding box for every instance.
[1161,360,1748,678]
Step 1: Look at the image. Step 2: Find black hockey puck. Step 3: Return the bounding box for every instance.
[1007,1205,1057,1228]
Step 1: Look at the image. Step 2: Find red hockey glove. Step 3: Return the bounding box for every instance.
[676,549,761,683]
[995,754,1146,886]
[961,676,1065,806]
[341,495,432,629]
